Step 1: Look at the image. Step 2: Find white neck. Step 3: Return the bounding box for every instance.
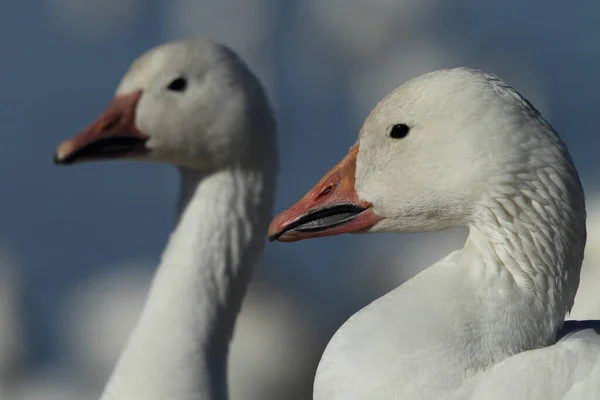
[461,196,585,359]
[101,165,275,400]
[408,142,587,367]
[315,157,586,399]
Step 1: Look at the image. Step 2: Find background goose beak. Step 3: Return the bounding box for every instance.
[54,91,149,165]
[269,145,382,242]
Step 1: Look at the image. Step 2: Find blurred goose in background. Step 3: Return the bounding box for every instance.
[227,279,321,400]
[61,264,322,400]
[54,39,278,400]
[0,246,24,399]
[569,196,600,320]
[270,68,600,399]
[61,264,150,393]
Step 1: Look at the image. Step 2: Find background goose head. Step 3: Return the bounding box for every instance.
[54,38,276,172]
[53,39,279,400]
[270,67,584,243]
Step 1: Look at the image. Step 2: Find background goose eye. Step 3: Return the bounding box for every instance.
[167,77,188,92]
[389,123,410,139]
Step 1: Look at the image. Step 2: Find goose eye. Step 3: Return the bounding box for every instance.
[167,77,188,92]
[389,123,410,139]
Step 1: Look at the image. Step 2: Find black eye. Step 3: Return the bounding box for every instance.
[167,77,187,92]
[389,123,410,139]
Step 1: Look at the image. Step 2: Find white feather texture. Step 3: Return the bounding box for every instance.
[308,68,599,400]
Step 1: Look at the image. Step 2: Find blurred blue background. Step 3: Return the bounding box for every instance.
[0,0,599,398]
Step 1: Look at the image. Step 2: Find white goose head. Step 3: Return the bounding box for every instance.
[54,39,276,172]
[270,68,584,248]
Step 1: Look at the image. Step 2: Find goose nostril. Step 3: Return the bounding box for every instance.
[316,185,334,200]
[102,114,122,132]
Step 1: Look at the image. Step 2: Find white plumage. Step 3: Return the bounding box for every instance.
[271,68,600,399]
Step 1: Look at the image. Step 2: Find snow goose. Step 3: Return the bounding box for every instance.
[54,38,277,400]
[269,68,600,399]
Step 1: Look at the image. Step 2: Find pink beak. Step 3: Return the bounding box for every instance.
[54,91,149,165]
[269,145,382,242]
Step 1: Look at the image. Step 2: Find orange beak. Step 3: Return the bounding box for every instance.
[268,145,382,242]
[54,91,149,165]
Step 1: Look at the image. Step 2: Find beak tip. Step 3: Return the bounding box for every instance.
[54,141,73,165]
[267,228,280,242]
[268,217,289,242]
[53,149,72,165]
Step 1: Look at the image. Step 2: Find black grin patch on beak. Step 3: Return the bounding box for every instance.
[54,136,149,165]
[270,204,366,241]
